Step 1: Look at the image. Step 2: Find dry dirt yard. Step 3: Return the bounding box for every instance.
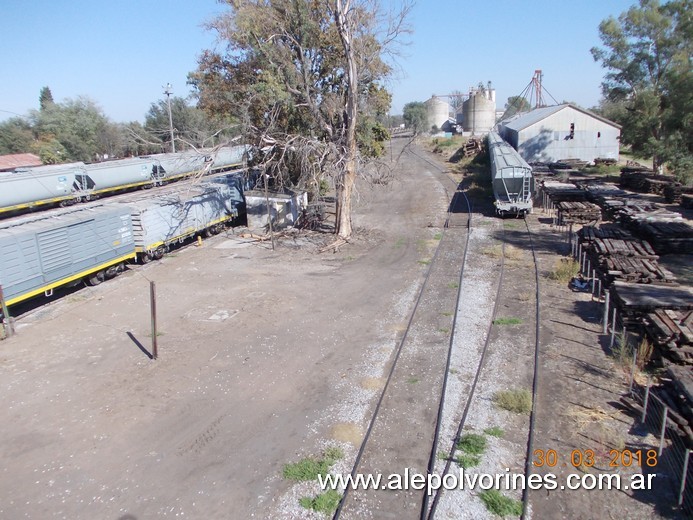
[0,140,680,520]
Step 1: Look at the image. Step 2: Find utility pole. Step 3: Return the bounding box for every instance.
[163,83,175,153]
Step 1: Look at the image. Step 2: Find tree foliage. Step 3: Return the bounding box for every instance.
[503,96,531,119]
[591,0,692,183]
[0,117,34,155]
[402,101,427,134]
[39,86,54,111]
[189,0,411,237]
[144,96,237,152]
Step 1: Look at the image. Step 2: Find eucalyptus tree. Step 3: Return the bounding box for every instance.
[591,0,692,180]
[190,0,411,238]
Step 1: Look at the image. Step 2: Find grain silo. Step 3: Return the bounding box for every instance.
[425,96,450,131]
[462,86,496,135]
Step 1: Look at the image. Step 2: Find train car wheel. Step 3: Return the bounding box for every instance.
[205,228,214,238]
[154,246,166,260]
[141,253,152,264]
[87,271,105,286]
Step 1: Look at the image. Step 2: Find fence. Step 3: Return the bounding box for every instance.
[563,225,693,514]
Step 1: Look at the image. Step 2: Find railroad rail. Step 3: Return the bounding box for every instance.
[333,142,542,519]
[332,145,471,518]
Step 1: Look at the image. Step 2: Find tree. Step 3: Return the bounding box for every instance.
[190,0,411,238]
[39,86,54,111]
[144,96,236,152]
[31,96,111,162]
[503,96,531,119]
[448,90,465,112]
[402,101,427,133]
[591,0,692,180]
[0,117,34,154]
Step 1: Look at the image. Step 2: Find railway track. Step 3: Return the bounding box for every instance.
[332,145,471,518]
[333,143,542,519]
[426,215,541,519]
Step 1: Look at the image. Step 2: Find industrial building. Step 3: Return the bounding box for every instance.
[498,104,621,164]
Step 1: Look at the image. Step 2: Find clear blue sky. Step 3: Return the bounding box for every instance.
[0,0,638,123]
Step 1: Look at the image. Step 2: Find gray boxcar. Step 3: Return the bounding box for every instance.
[0,163,86,214]
[83,157,162,196]
[0,205,136,306]
[488,131,534,215]
[115,183,240,260]
[211,145,248,171]
[150,150,209,180]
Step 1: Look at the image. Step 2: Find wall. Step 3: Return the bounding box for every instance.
[514,107,620,163]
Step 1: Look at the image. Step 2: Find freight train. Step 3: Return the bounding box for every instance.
[0,145,249,216]
[487,131,534,216]
[0,170,250,310]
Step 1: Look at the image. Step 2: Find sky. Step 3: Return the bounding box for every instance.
[0,0,640,124]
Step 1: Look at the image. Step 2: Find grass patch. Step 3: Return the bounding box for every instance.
[447,282,459,289]
[454,453,481,468]
[548,257,580,284]
[442,311,453,317]
[493,389,532,414]
[299,489,341,515]
[394,237,406,248]
[484,426,504,438]
[456,433,487,455]
[479,489,523,517]
[408,376,420,384]
[282,447,344,481]
[438,327,450,334]
[418,259,431,266]
[433,232,443,240]
[493,317,522,325]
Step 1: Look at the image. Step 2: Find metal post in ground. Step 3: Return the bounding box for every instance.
[150,281,158,360]
[629,341,637,395]
[0,285,13,338]
[641,381,650,423]
[659,407,668,457]
[679,449,690,507]
[610,309,617,350]
[603,291,610,334]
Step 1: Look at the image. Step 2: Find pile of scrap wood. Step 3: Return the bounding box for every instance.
[682,194,693,209]
[579,225,675,286]
[540,180,587,203]
[463,137,482,157]
[658,365,693,440]
[644,309,693,365]
[556,201,602,224]
[636,220,693,255]
[620,169,676,195]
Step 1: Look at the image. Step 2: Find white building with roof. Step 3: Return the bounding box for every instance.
[498,104,621,164]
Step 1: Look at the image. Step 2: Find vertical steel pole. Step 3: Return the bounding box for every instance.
[0,285,13,338]
[610,309,617,350]
[264,173,275,251]
[641,381,650,424]
[629,343,637,395]
[150,281,158,360]
[603,291,610,334]
[659,407,668,457]
[679,449,690,506]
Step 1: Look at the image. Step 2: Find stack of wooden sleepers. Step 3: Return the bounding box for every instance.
[635,220,693,255]
[619,168,675,195]
[540,180,587,203]
[556,201,602,224]
[579,225,675,286]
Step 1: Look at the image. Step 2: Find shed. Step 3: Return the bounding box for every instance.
[245,190,307,231]
[498,104,620,164]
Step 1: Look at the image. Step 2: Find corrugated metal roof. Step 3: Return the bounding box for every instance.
[502,104,621,132]
[0,153,42,171]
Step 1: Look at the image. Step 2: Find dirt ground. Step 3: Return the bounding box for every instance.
[0,140,684,519]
